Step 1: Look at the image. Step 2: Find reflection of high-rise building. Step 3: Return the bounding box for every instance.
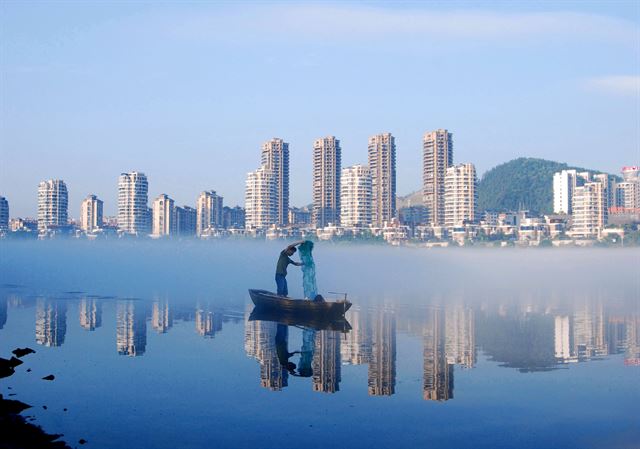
[341,308,372,365]
[554,315,572,361]
[368,309,396,396]
[312,136,341,228]
[572,301,608,360]
[195,308,222,338]
[118,172,149,236]
[445,306,475,368]
[261,138,290,226]
[152,300,173,333]
[0,296,7,329]
[35,299,67,347]
[312,330,341,393]
[368,133,396,226]
[116,301,147,356]
[38,179,69,231]
[244,312,288,390]
[423,308,453,401]
[624,314,639,365]
[79,298,102,331]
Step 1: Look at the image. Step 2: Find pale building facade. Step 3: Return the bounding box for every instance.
[312,136,341,228]
[423,129,453,225]
[38,179,68,231]
[444,163,477,228]
[245,166,277,230]
[152,194,176,237]
[196,191,223,236]
[117,172,149,235]
[261,138,289,226]
[553,169,578,214]
[80,194,103,232]
[368,133,396,227]
[340,165,372,228]
[571,181,607,238]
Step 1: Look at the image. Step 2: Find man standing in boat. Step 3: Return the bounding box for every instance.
[275,240,305,296]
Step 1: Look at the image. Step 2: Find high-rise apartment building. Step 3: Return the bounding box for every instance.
[613,166,640,213]
[444,163,477,228]
[261,138,289,226]
[152,194,176,237]
[423,130,453,225]
[312,136,341,228]
[176,206,197,236]
[368,133,396,226]
[288,207,312,227]
[196,191,223,236]
[0,196,8,231]
[572,181,607,238]
[223,206,246,229]
[80,194,103,232]
[118,172,149,236]
[38,179,68,231]
[340,165,372,227]
[245,166,276,230]
[553,170,578,214]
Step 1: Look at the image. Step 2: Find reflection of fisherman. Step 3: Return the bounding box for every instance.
[297,329,316,377]
[275,324,299,374]
[275,241,305,296]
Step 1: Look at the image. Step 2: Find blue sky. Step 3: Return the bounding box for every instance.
[1,1,638,217]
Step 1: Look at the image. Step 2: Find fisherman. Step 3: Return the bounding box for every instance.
[275,240,305,296]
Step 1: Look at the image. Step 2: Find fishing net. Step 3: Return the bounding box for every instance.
[298,240,317,299]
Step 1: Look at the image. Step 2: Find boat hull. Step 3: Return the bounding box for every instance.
[248,308,352,332]
[248,289,352,319]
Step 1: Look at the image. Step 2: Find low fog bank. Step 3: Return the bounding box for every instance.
[0,240,638,305]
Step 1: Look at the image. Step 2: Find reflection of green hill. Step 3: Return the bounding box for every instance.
[475,313,557,372]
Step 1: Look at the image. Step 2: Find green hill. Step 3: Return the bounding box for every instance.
[477,157,618,214]
[397,157,618,215]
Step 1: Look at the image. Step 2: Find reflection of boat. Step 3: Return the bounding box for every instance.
[249,307,352,332]
[248,289,352,319]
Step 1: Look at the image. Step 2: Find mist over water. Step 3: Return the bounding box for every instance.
[1,241,638,449]
[1,241,638,305]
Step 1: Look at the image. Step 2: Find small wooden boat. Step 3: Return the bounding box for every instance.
[248,289,352,319]
[249,308,352,332]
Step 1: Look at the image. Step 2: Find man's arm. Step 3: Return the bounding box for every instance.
[284,240,305,252]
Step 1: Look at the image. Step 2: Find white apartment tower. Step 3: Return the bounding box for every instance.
[261,138,289,226]
[368,133,396,227]
[444,163,477,228]
[245,166,277,230]
[196,191,223,236]
[152,194,176,237]
[38,179,68,231]
[80,195,103,232]
[340,165,372,228]
[312,136,341,228]
[423,130,453,225]
[572,181,607,238]
[553,170,578,214]
[0,196,8,231]
[118,172,149,236]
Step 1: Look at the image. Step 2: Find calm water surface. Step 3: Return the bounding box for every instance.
[0,242,638,449]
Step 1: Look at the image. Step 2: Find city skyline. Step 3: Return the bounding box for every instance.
[1,2,637,217]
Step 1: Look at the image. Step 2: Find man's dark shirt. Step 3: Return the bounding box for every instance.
[276,250,294,275]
